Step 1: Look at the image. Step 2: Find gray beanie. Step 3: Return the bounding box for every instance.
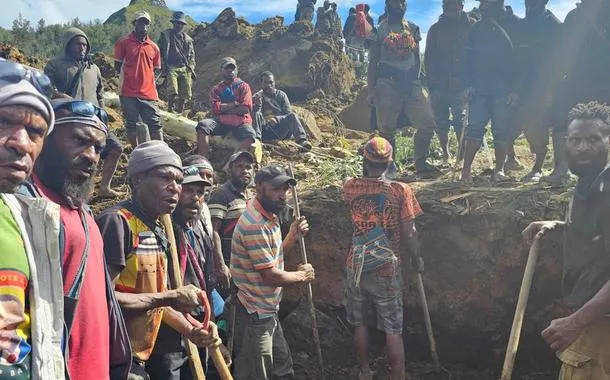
[0,79,54,135]
[127,140,182,178]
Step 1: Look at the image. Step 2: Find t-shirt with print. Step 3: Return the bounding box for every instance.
[230,199,284,318]
[343,177,422,264]
[371,19,421,73]
[208,182,253,265]
[96,200,168,362]
[0,198,31,380]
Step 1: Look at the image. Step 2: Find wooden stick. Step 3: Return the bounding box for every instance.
[416,273,442,372]
[287,164,324,378]
[161,214,207,380]
[500,234,543,380]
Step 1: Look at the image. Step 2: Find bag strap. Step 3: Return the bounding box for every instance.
[66,62,87,98]
[66,210,91,299]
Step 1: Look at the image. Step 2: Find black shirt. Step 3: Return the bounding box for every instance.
[563,167,610,307]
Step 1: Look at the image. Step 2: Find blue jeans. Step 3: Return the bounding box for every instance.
[466,93,514,147]
[430,89,465,138]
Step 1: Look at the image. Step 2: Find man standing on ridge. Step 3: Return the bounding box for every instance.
[368,0,440,177]
[25,99,131,379]
[343,137,424,380]
[425,0,474,161]
[114,11,163,147]
[0,60,64,380]
[159,11,196,114]
[295,0,317,22]
[45,27,124,198]
[196,57,256,158]
[523,102,610,378]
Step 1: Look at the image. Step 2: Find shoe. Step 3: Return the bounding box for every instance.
[492,170,511,182]
[415,161,442,178]
[521,170,542,183]
[504,157,524,172]
[297,139,313,152]
[540,169,570,185]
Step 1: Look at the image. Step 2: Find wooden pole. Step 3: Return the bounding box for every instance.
[500,234,543,380]
[287,165,324,378]
[416,273,441,372]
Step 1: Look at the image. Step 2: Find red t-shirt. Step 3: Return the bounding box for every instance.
[114,32,161,100]
[32,176,110,380]
[209,78,253,126]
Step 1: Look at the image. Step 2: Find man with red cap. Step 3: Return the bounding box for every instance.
[343,136,424,380]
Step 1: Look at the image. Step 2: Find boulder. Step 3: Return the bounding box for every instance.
[210,8,239,38]
[338,86,371,132]
[293,106,322,141]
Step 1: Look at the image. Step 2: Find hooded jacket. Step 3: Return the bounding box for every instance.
[425,11,475,93]
[44,27,104,107]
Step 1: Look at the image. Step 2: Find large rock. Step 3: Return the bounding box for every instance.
[293,106,322,141]
[211,8,240,38]
[338,86,371,132]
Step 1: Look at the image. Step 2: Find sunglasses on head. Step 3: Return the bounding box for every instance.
[0,59,53,98]
[53,100,109,125]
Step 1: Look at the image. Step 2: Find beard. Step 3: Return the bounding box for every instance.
[568,153,608,179]
[387,4,406,23]
[37,142,96,206]
[259,191,286,215]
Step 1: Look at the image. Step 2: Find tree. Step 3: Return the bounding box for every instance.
[11,13,32,40]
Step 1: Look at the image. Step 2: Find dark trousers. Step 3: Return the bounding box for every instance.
[120,96,162,136]
[255,112,307,142]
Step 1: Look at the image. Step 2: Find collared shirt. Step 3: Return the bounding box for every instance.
[114,32,161,100]
[209,78,253,127]
[30,175,110,380]
[230,199,284,318]
[208,181,253,264]
[563,167,610,308]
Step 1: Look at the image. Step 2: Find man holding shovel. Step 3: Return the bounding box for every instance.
[523,101,610,378]
[343,137,424,380]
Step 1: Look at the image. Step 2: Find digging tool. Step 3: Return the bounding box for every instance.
[457,106,469,163]
[162,214,233,380]
[416,272,443,372]
[500,233,543,380]
[287,164,324,377]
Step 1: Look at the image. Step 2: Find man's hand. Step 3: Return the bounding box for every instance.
[289,216,310,240]
[219,343,232,366]
[411,256,424,273]
[167,284,202,313]
[522,221,563,245]
[216,263,231,286]
[462,87,475,103]
[541,315,584,352]
[188,321,222,348]
[507,92,519,107]
[266,117,279,127]
[297,263,315,283]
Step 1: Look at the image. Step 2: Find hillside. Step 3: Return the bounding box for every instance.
[104,0,197,28]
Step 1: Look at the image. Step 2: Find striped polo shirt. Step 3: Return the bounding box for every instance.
[230,198,284,318]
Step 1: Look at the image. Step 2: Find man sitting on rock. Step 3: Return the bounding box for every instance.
[253,71,312,151]
[196,57,256,158]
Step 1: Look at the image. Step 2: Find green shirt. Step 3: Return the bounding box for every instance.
[0,198,31,379]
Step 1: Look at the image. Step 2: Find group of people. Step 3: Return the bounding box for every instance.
[1,0,610,380]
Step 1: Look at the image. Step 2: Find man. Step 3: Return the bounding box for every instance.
[114,11,163,147]
[425,0,474,160]
[96,141,221,379]
[253,71,312,151]
[522,101,610,379]
[295,0,316,22]
[368,0,439,177]
[510,0,562,182]
[344,5,374,63]
[542,0,610,184]
[0,60,64,379]
[460,0,520,182]
[196,57,256,158]
[24,99,130,379]
[208,151,255,295]
[329,3,343,38]
[343,7,358,43]
[45,27,124,198]
[159,11,196,114]
[315,0,333,35]
[231,165,315,380]
[343,137,423,380]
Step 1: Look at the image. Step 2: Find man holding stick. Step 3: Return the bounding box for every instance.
[523,102,610,378]
[230,165,315,380]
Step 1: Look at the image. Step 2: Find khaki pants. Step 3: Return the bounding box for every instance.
[557,317,610,379]
[167,66,192,100]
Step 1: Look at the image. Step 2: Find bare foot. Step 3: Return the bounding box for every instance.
[98,187,123,198]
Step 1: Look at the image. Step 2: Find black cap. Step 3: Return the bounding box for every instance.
[226,150,255,168]
[255,165,297,187]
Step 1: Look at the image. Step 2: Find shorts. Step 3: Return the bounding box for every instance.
[101,131,123,160]
[167,66,192,100]
[345,265,404,334]
[466,93,513,147]
[557,316,610,379]
[196,118,257,142]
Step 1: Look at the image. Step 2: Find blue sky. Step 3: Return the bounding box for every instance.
[3,0,578,46]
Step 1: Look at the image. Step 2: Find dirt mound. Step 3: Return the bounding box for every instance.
[190,8,355,108]
[0,43,45,69]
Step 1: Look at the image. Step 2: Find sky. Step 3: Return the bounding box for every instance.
[2,0,579,46]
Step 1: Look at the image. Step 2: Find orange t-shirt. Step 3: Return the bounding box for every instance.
[114,32,161,100]
[343,177,422,256]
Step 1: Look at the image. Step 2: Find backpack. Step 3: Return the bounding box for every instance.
[353,6,373,38]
